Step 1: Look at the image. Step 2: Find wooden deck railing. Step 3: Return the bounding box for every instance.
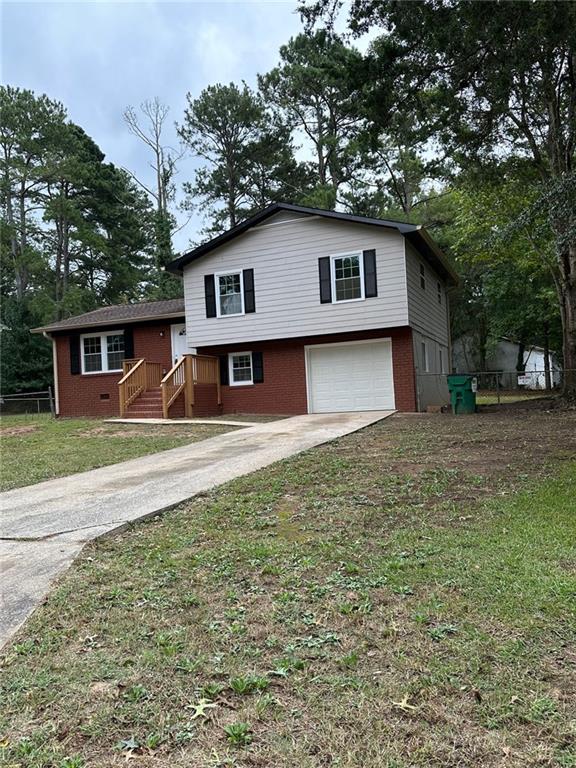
[161,354,220,419]
[118,358,163,416]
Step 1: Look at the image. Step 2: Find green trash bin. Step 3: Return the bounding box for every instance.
[447,374,477,414]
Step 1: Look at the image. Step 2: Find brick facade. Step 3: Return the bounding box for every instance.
[54,320,183,417]
[199,326,417,415]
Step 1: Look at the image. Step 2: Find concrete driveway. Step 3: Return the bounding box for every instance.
[0,411,392,648]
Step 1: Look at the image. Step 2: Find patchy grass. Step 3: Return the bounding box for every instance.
[1,409,575,767]
[0,416,237,491]
[476,389,551,405]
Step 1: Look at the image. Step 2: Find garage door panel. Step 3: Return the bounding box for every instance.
[307,340,395,413]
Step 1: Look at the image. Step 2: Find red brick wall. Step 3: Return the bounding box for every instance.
[54,322,181,417]
[199,326,417,414]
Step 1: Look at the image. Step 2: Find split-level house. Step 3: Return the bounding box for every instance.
[33,204,457,417]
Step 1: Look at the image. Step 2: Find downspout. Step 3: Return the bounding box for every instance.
[43,332,59,416]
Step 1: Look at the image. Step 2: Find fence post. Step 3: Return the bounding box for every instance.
[496,374,501,406]
[48,385,55,417]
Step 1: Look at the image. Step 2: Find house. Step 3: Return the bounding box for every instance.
[31,299,190,418]
[453,335,562,390]
[33,203,458,417]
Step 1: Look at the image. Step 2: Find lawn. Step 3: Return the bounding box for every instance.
[476,390,553,405]
[1,405,575,767]
[0,416,236,491]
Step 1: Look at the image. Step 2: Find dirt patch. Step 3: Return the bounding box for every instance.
[0,425,39,437]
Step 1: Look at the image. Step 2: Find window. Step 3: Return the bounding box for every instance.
[437,281,442,304]
[229,352,253,386]
[331,253,364,302]
[81,331,124,374]
[421,341,429,372]
[420,264,426,290]
[217,272,243,316]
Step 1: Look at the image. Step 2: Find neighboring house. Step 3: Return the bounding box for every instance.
[452,335,562,389]
[34,203,458,417]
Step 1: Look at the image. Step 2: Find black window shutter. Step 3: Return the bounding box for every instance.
[219,355,229,385]
[70,334,81,375]
[123,326,134,359]
[318,257,332,303]
[243,269,256,313]
[205,274,216,318]
[363,249,377,298]
[252,351,264,383]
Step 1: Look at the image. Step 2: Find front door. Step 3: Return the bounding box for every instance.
[170,323,188,364]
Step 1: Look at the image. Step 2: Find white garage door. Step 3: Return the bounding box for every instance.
[307,340,395,413]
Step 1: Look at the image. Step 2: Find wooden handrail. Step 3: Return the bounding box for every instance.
[118,358,163,416]
[161,357,187,419]
[160,354,221,418]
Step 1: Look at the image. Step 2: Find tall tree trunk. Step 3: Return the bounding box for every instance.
[555,240,576,398]
[543,321,552,391]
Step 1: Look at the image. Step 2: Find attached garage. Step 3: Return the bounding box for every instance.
[306,339,395,413]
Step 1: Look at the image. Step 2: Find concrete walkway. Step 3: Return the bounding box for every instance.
[0,411,392,648]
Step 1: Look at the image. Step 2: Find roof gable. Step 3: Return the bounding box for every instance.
[167,203,458,285]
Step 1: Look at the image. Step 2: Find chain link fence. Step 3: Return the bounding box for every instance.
[0,389,55,416]
[416,369,569,409]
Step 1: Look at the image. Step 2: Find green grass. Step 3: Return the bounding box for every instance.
[1,409,575,767]
[0,415,236,491]
[476,389,550,405]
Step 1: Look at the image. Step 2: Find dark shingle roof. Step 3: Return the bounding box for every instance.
[167,202,459,285]
[32,298,185,334]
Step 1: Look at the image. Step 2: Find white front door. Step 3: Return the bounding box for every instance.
[170,323,188,364]
[306,339,395,413]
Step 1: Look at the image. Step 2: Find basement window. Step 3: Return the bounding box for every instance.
[81,330,125,374]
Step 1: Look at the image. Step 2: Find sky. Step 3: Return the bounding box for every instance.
[1,0,318,252]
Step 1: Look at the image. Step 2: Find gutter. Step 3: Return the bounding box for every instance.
[43,332,59,416]
[31,311,186,335]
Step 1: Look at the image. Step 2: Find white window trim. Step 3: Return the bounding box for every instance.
[330,251,365,304]
[215,270,245,318]
[228,351,253,386]
[80,329,124,375]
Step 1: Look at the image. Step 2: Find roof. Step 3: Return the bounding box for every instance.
[167,202,459,285]
[32,298,185,334]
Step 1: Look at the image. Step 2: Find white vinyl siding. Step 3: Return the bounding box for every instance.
[183,217,409,347]
[405,243,450,345]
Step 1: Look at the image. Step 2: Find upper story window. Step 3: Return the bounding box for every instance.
[217,271,243,317]
[81,331,124,374]
[420,264,426,290]
[331,253,365,302]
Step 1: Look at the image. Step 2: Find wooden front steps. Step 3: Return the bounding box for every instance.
[124,386,164,419]
[118,355,221,419]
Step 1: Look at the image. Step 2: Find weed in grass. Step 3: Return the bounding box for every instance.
[229,675,269,695]
[176,657,203,674]
[223,722,252,747]
[123,683,148,702]
[338,651,360,669]
[427,623,458,641]
[199,682,225,700]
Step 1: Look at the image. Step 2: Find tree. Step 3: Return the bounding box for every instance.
[259,30,364,209]
[303,0,576,394]
[123,99,184,297]
[178,83,305,235]
[0,86,156,393]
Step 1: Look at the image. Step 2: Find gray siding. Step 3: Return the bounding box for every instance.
[406,243,450,345]
[413,329,450,410]
[182,217,409,347]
